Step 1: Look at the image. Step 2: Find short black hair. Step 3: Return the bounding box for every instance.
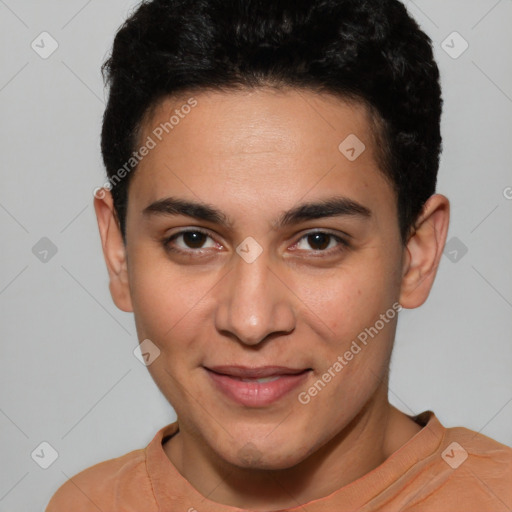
[101,0,443,243]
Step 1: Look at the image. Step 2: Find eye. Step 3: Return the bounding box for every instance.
[163,229,219,253]
[292,231,349,254]
[162,229,349,258]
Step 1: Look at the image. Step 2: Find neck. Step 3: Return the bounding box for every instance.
[164,388,421,510]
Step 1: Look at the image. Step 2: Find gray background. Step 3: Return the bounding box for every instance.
[0,1,511,510]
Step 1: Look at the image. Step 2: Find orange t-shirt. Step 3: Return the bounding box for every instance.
[45,411,512,511]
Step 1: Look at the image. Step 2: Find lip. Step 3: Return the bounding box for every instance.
[205,366,311,407]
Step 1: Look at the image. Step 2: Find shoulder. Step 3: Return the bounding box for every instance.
[45,447,157,512]
[443,424,512,469]
[437,424,512,507]
[396,412,512,511]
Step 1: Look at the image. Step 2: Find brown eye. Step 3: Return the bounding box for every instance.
[163,229,218,254]
[307,233,331,250]
[181,231,208,248]
[292,231,349,255]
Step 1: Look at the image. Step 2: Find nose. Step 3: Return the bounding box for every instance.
[214,246,296,346]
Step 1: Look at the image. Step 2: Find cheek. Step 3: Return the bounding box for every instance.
[291,252,401,342]
[127,250,220,354]
[127,250,185,342]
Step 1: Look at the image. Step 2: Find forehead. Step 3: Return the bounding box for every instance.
[129,88,393,216]
[141,87,376,157]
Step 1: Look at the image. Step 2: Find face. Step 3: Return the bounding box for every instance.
[105,88,410,469]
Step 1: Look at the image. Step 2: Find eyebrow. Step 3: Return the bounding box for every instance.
[142,195,371,229]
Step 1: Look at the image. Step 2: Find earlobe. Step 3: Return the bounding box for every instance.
[399,194,450,309]
[93,189,133,312]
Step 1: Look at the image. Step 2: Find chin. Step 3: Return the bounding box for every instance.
[216,432,313,471]
[194,405,330,470]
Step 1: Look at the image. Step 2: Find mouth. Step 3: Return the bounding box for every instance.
[204,365,312,407]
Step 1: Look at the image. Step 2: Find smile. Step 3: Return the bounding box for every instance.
[204,366,312,407]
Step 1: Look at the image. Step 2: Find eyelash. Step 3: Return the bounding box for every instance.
[162,228,350,257]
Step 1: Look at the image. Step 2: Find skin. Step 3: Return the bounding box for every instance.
[94,88,450,510]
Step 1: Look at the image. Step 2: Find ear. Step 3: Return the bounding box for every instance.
[93,188,133,312]
[399,194,450,309]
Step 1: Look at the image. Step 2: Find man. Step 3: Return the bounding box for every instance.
[46,0,512,510]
